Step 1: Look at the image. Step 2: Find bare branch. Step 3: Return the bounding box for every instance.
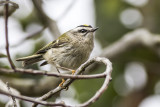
[6,82,17,107]
[0,67,105,79]
[0,89,66,107]
[0,81,61,107]
[0,80,20,107]
[1,55,112,107]
[32,57,112,107]
[4,0,16,71]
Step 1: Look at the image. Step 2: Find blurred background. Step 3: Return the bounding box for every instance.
[0,0,160,107]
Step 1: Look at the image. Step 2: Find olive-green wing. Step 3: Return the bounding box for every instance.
[35,36,69,54]
[35,40,56,54]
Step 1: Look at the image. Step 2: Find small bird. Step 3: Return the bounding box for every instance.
[16,25,98,86]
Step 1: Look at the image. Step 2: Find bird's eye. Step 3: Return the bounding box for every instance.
[79,29,87,33]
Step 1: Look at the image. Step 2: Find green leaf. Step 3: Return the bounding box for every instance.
[0,53,7,58]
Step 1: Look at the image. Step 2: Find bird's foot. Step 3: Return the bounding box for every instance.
[71,70,76,75]
[59,78,65,87]
[59,79,68,90]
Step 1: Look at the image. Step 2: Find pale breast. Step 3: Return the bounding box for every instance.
[43,41,93,70]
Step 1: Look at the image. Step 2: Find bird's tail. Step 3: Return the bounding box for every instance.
[16,54,43,67]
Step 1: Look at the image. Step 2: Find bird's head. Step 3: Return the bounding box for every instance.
[66,25,98,41]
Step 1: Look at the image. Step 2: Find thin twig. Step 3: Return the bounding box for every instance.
[0,90,66,107]
[4,0,16,71]
[0,80,20,107]
[6,82,17,107]
[0,67,106,79]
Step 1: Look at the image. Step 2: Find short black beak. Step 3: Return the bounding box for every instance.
[91,27,99,32]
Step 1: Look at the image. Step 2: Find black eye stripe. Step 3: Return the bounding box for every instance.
[79,29,87,33]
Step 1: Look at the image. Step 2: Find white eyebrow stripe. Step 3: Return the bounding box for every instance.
[75,27,91,30]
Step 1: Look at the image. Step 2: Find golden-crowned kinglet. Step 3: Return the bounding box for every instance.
[16,25,98,74]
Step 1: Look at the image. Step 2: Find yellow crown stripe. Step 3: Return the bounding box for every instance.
[83,24,90,27]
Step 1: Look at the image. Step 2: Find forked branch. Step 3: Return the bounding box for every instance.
[0,57,113,107]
